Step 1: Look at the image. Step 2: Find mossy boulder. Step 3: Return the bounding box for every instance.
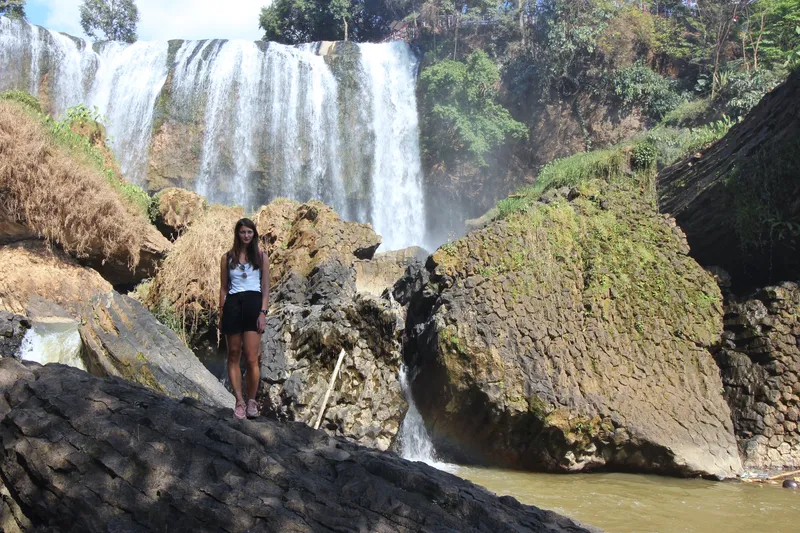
[404,177,742,478]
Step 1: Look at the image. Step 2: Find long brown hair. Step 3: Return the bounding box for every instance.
[228,218,262,270]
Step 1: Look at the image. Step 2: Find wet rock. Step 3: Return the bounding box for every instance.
[0,360,601,533]
[0,311,29,358]
[80,290,233,408]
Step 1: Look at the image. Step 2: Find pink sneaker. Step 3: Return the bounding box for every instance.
[246,399,259,419]
[233,401,246,420]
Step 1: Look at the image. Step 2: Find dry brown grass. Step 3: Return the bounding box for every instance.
[145,204,243,335]
[0,101,151,267]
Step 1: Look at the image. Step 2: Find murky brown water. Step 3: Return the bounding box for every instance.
[455,467,800,533]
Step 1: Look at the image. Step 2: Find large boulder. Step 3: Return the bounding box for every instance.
[260,257,407,451]
[151,187,207,239]
[657,69,800,289]
[0,240,111,317]
[715,282,800,471]
[255,200,382,285]
[80,290,234,408]
[0,359,601,533]
[404,179,742,478]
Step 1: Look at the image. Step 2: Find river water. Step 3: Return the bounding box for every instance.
[454,467,799,533]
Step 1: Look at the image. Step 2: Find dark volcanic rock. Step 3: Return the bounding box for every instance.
[261,257,407,451]
[0,311,29,358]
[715,282,800,470]
[0,359,601,533]
[80,290,234,408]
[657,69,800,289]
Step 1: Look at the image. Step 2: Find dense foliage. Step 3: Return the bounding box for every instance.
[259,0,406,43]
[0,0,25,19]
[419,50,527,169]
[79,0,139,43]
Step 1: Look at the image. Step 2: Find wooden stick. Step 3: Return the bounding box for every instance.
[768,469,800,481]
[313,349,347,430]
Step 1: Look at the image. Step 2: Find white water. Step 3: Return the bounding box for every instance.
[17,321,86,371]
[398,365,457,472]
[0,17,427,250]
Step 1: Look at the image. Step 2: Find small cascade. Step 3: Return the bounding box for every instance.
[17,320,86,371]
[398,365,456,471]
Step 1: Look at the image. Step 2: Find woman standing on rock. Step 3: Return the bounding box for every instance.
[218,218,270,420]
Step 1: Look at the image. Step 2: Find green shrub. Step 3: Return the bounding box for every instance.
[718,68,786,117]
[0,90,42,113]
[613,62,683,119]
[660,97,711,127]
[632,140,658,170]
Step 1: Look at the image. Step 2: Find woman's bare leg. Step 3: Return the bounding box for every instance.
[243,331,261,401]
[226,333,244,404]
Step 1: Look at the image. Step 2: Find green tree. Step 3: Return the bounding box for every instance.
[0,0,25,19]
[259,0,393,44]
[420,50,528,169]
[79,0,139,43]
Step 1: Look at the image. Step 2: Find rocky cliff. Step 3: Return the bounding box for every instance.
[403,177,742,478]
[657,69,800,290]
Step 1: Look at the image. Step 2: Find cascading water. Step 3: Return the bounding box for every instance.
[17,321,86,371]
[398,365,456,472]
[0,17,426,250]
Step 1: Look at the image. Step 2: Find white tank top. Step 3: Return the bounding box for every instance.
[228,262,261,294]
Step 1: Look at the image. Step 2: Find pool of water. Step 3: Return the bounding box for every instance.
[455,466,800,533]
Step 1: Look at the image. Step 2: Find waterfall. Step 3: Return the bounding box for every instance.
[17,321,86,371]
[398,365,456,471]
[0,17,427,250]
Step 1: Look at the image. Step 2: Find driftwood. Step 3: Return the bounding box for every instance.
[0,359,601,533]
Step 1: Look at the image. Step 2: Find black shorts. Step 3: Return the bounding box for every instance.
[221,291,262,335]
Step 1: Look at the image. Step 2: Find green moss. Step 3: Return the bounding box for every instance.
[527,394,549,418]
[0,90,42,113]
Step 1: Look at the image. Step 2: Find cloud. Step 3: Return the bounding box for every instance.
[29,0,267,41]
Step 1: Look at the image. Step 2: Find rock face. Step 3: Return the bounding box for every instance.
[403,179,742,478]
[0,360,601,533]
[80,290,234,409]
[261,257,407,451]
[657,69,800,290]
[0,311,29,358]
[715,282,800,471]
[152,187,206,239]
[255,200,382,285]
[354,246,429,296]
[0,240,111,317]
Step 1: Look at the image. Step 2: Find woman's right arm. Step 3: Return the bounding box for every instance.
[218,255,228,329]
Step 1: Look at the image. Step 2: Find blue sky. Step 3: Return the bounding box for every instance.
[24,0,266,41]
